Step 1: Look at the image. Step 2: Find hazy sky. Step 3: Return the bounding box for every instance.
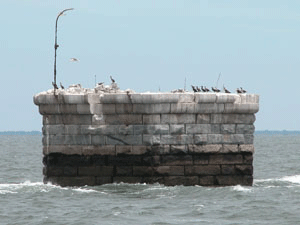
[1,0,300,131]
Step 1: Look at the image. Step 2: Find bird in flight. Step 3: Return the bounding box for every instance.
[70,58,79,62]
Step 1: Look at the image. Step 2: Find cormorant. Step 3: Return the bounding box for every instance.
[191,85,198,92]
[236,88,242,94]
[201,86,206,92]
[240,87,247,93]
[196,86,201,92]
[98,82,104,86]
[204,86,210,92]
[60,82,64,89]
[52,82,58,89]
[223,86,231,93]
[212,87,221,92]
[110,75,115,83]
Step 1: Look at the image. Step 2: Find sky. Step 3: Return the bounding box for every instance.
[1,0,300,131]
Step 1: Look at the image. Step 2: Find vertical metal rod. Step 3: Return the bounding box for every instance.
[53,8,74,94]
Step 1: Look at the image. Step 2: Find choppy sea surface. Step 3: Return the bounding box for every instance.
[0,134,299,225]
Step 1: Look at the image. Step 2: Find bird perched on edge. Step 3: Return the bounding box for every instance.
[97,82,104,86]
[52,82,58,89]
[60,82,64,89]
[223,86,231,93]
[240,87,247,93]
[191,85,198,92]
[212,87,221,92]
[236,88,243,94]
[196,86,201,92]
[110,76,115,83]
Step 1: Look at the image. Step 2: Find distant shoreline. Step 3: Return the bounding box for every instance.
[1,130,300,135]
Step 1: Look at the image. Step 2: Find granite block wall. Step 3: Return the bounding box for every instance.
[34,91,259,186]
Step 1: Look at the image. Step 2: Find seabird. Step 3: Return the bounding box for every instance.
[236,88,242,94]
[70,58,79,62]
[110,75,115,83]
[223,86,231,93]
[240,87,247,93]
[98,82,104,86]
[52,82,58,89]
[201,86,206,92]
[196,86,201,92]
[60,82,64,89]
[204,86,210,92]
[191,85,198,93]
[212,87,221,92]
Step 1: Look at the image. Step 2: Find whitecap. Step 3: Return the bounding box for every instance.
[232,185,252,192]
[280,175,300,184]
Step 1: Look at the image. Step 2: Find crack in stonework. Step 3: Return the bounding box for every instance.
[106,135,129,145]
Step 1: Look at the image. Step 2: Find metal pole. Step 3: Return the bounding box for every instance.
[54,8,74,94]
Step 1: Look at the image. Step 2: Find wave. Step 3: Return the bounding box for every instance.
[254,174,300,186]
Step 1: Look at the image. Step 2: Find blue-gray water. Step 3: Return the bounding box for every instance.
[0,134,299,225]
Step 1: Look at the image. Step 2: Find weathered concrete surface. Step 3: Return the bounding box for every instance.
[35,87,259,186]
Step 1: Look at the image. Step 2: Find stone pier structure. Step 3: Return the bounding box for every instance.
[34,86,259,186]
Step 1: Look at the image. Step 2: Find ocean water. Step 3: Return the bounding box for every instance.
[0,134,299,225]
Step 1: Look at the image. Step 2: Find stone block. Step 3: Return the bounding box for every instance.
[236,124,255,134]
[142,177,164,184]
[239,145,255,153]
[104,114,143,125]
[224,103,259,114]
[107,155,143,166]
[161,135,193,145]
[196,114,210,124]
[132,146,148,155]
[63,166,77,176]
[185,165,221,175]
[178,93,195,103]
[44,167,64,176]
[133,104,170,114]
[209,154,243,164]
[189,144,222,154]
[193,155,209,164]
[95,177,113,185]
[100,94,132,104]
[43,125,65,135]
[221,144,239,153]
[113,176,143,184]
[164,176,199,186]
[195,103,224,113]
[243,153,253,164]
[142,114,160,124]
[85,125,117,135]
[82,145,116,155]
[134,125,169,135]
[115,104,133,114]
[87,94,101,104]
[65,135,91,145]
[43,115,92,125]
[116,145,132,155]
[244,134,254,144]
[130,93,179,104]
[216,94,239,103]
[142,156,161,166]
[146,145,170,155]
[186,124,211,134]
[63,94,87,104]
[78,166,99,176]
[116,166,133,176]
[132,166,153,176]
[161,114,195,124]
[143,135,160,146]
[64,125,84,135]
[199,176,216,186]
[207,134,223,144]
[235,165,253,175]
[221,124,236,134]
[91,114,105,125]
[161,155,193,165]
[44,176,96,187]
[90,104,116,114]
[170,103,195,113]
[118,125,134,135]
[170,125,185,134]
[106,135,142,145]
[153,166,184,176]
[223,134,245,144]
[170,145,188,154]
[216,175,253,186]
[221,165,235,175]
[91,135,106,145]
[194,93,217,103]
[39,104,78,115]
[43,145,83,155]
[194,135,208,144]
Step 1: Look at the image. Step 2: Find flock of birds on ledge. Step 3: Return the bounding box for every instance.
[52,75,247,94]
[191,85,247,94]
